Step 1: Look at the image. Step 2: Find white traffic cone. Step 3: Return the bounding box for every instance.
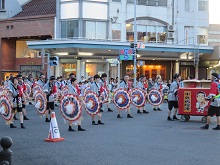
[45,112,64,142]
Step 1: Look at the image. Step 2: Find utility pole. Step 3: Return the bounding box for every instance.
[133,0,137,88]
[47,53,50,80]
[41,48,45,69]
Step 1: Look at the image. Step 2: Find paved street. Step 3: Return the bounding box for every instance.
[0,102,220,165]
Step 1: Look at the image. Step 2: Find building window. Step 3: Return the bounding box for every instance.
[209,31,220,35]
[112,0,121,2]
[147,0,157,6]
[0,0,5,10]
[158,0,167,6]
[157,26,167,42]
[61,20,79,38]
[135,0,166,6]
[84,21,107,39]
[127,0,134,3]
[112,24,121,40]
[208,39,220,43]
[198,0,208,11]
[184,26,194,44]
[126,24,167,43]
[185,0,189,11]
[147,26,156,42]
[197,27,208,44]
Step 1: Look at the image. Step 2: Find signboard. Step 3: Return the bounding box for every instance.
[137,43,145,49]
[137,60,145,66]
[119,49,134,55]
[118,55,134,61]
[106,59,118,64]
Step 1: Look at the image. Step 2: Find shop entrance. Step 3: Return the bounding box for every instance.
[126,64,166,80]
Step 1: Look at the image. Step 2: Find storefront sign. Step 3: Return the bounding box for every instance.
[180,61,194,66]
[106,59,118,64]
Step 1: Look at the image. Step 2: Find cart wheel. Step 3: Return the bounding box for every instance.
[201,117,207,123]
[181,116,186,122]
[185,115,190,121]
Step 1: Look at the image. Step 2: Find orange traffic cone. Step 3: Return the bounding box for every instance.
[45,112,64,142]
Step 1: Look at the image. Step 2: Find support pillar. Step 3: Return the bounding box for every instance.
[175,61,179,74]
[76,59,81,81]
[195,64,199,79]
[106,62,109,83]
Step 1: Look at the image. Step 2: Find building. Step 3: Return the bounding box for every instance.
[206,24,220,75]
[0,0,56,80]
[27,0,214,81]
[1,0,215,81]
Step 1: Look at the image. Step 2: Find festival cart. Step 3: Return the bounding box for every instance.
[178,80,211,122]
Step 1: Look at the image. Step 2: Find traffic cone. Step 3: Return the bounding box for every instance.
[45,112,64,142]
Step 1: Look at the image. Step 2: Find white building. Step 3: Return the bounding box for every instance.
[28,0,214,81]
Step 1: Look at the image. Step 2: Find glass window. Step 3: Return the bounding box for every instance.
[126,24,134,41]
[184,26,194,44]
[84,21,107,39]
[86,21,96,39]
[198,0,208,11]
[0,0,5,10]
[147,0,157,6]
[112,0,121,2]
[61,20,79,38]
[137,25,146,42]
[126,24,167,43]
[112,24,121,40]
[138,0,146,5]
[185,0,189,11]
[127,0,134,3]
[147,26,156,43]
[112,30,121,40]
[158,0,167,6]
[96,22,107,39]
[61,21,67,38]
[157,26,167,43]
[197,27,208,44]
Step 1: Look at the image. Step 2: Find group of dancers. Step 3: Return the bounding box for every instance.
[0,72,180,131]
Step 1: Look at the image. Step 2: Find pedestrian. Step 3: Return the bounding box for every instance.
[167,73,180,121]
[201,72,220,130]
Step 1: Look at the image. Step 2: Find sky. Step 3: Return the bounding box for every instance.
[209,0,220,24]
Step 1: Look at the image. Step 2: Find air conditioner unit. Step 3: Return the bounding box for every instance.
[168,32,175,39]
[168,25,175,31]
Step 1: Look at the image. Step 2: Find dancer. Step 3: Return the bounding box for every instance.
[100,73,113,112]
[137,75,149,114]
[43,76,58,122]
[90,74,104,125]
[17,75,29,120]
[67,77,86,131]
[117,75,133,118]
[8,77,26,128]
[152,75,163,111]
